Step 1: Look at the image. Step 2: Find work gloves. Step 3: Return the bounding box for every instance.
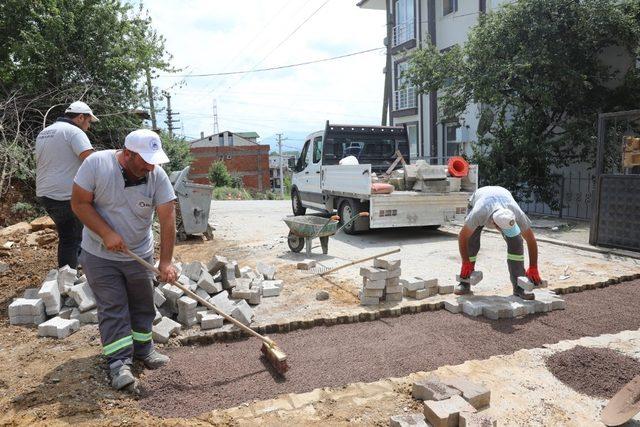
[526,266,542,285]
[460,261,475,279]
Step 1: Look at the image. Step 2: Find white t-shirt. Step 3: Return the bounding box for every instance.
[465,186,532,231]
[35,119,93,200]
[74,150,176,261]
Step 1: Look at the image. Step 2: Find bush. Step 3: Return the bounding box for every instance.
[212,186,251,200]
[229,173,244,189]
[208,161,233,187]
[161,133,193,173]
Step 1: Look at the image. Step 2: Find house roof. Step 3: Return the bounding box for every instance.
[236,131,260,139]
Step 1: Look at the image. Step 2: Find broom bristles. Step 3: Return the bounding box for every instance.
[261,342,289,374]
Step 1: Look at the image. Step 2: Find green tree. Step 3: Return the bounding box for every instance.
[406,0,640,208]
[207,161,233,187]
[160,132,192,173]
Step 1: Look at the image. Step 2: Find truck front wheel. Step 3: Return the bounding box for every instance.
[291,188,306,216]
[338,199,360,235]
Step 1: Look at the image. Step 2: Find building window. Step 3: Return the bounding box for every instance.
[219,134,224,147]
[406,124,418,159]
[228,134,234,146]
[393,0,415,47]
[443,0,458,16]
[444,123,461,157]
[394,61,417,111]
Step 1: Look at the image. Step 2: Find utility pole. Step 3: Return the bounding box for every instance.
[163,91,180,138]
[212,99,219,134]
[276,133,288,199]
[145,67,158,131]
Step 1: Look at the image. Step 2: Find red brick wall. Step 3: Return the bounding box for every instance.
[189,145,270,191]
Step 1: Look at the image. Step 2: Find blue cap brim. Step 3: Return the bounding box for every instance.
[502,223,521,237]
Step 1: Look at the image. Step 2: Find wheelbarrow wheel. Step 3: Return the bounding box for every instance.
[287,232,305,253]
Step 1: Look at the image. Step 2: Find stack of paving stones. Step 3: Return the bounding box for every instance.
[400,277,441,300]
[389,375,496,427]
[358,258,403,305]
[8,265,97,339]
[151,255,285,342]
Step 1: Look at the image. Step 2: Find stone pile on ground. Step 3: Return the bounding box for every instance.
[389,375,496,427]
[151,255,284,342]
[358,258,402,305]
[444,288,564,320]
[8,264,97,339]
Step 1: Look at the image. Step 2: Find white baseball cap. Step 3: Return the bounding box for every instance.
[492,208,521,237]
[65,101,99,122]
[124,129,170,165]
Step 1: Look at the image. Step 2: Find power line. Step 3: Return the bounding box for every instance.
[162,47,383,77]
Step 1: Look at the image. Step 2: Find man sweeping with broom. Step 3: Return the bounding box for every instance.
[71,129,177,391]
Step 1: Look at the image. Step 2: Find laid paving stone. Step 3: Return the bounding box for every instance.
[461,298,488,317]
[67,282,97,312]
[57,265,77,293]
[256,262,276,280]
[153,287,166,307]
[444,300,461,314]
[197,269,222,294]
[374,258,401,270]
[441,377,491,409]
[389,413,429,427]
[413,377,461,401]
[231,299,254,326]
[360,266,387,281]
[152,317,182,343]
[38,317,80,339]
[482,301,513,320]
[459,411,497,427]
[297,259,316,270]
[423,395,476,427]
[38,278,61,315]
[363,277,386,290]
[207,255,228,275]
[438,284,454,295]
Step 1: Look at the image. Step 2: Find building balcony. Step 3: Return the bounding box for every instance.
[392,20,415,47]
[394,86,417,111]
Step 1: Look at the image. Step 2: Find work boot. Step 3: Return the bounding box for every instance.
[137,349,170,369]
[110,361,136,390]
[454,282,471,295]
[513,287,535,300]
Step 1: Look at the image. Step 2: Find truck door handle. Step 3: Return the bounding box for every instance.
[305,171,310,174]
[315,171,320,174]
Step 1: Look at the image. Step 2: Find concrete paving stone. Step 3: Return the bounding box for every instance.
[153,308,162,324]
[461,298,489,317]
[177,274,191,289]
[363,288,384,298]
[197,270,222,294]
[158,304,175,318]
[57,265,77,293]
[207,255,228,275]
[38,278,61,315]
[390,413,429,427]
[195,287,210,301]
[153,287,166,307]
[239,266,256,278]
[482,301,513,320]
[182,261,203,282]
[441,377,491,409]
[232,261,241,278]
[22,288,40,299]
[78,308,98,324]
[9,314,47,325]
[423,395,476,427]
[67,282,97,312]
[459,411,497,427]
[438,284,454,295]
[413,377,462,401]
[385,292,403,302]
[359,266,387,281]
[44,269,58,281]
[401,278,426,292]
[297,259,316,270]
[387,277,400,287]
[209,291,236,315]
[231,283,253,300]
[37,317,80,339]
[231,299,254,326]
[262,282,281,297]
[63,295,78,307]
[152,316,182,343]
[507,298,527,317]
[74,274,87,285]
[363,277,386,290]
[373,258,401,270]
[423,278,439,289]
[538,279,549,288]
[444,300,461,314]
[359,291,380,306]
[256,262,277,280]
[287,389,325,409]
[517,276,534,292]
[386,268,402,279]
[200,313,224,330]
[161,283,184,301]
[407,288,432,300]
[177,296,197,312]
[69,308,80,321]
[9,298,45,317]
[222,263,238,289]
[248,288,261,305]
[386,285,403,294]
[456,271,483,286]
[58,307,73,320]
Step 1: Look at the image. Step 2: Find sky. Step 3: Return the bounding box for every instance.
[144,0,387,152]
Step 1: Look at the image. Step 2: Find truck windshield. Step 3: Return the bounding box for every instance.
[322,133,410,172]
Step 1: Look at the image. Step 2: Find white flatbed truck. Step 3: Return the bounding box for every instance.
[291,122,478,234]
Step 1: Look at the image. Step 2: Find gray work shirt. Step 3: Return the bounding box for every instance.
[74,150,176,261]
[465,186,532,231]
[35,119,93,200]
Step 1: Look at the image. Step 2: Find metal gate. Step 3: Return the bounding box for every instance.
[520,170,595,220]
[589,110,640,251]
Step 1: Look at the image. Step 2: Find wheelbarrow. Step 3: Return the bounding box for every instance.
[283,212,369,256]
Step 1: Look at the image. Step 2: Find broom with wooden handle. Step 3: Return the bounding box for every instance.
[124,249,289,375]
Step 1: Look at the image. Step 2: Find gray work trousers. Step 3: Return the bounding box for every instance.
[466,226,526,291]
[79,250,156,366]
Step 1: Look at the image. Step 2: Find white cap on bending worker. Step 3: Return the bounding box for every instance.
[492,208,521,237]
[65,101,100,122]
[124,129,170,165]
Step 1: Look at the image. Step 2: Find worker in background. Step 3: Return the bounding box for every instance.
[71,129,177,391]
[35,101,97,268]
[456,186,543,299]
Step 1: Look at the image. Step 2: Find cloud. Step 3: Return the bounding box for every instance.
[146,0,386,151]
